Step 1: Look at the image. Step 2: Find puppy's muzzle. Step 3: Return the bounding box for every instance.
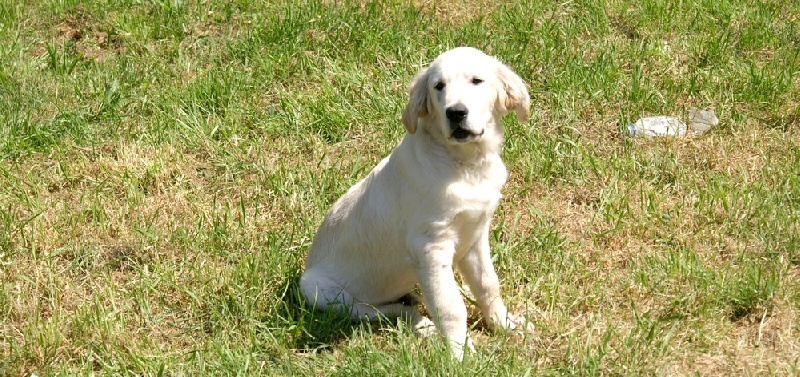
[446,104,483,142]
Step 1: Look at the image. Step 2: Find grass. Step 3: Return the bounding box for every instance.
[1,0,799,374]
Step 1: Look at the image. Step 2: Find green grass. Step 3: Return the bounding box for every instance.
[1,0,799,375]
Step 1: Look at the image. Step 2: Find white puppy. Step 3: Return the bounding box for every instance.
[300,47,532,359]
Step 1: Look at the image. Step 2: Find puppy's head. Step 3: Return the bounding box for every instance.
[402,47,530,144]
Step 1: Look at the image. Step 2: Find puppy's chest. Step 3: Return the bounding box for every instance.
[446,179,502,229]
[445,165,505,209]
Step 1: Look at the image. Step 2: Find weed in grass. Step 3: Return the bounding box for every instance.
[45,40,82,75]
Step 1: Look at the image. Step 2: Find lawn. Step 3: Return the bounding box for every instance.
[1,0,799,375]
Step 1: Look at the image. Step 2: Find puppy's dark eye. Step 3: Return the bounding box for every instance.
[434,82,445,91]
[471,77,484,85]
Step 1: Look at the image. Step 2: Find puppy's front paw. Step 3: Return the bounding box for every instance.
[411,315,437,337]
[492,312,535,334]
[449,336,475,361]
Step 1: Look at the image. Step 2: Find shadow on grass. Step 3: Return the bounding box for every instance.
[272,275,358,353]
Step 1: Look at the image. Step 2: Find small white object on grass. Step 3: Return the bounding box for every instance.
[627,108,718,137]
[627,116,688,137]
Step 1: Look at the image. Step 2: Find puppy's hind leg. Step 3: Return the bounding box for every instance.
[300,268,434,333]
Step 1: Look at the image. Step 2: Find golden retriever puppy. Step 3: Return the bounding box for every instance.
[300,47,532,359]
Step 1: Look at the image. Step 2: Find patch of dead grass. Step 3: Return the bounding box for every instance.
[668,300,799,375]
[47,10,123,63]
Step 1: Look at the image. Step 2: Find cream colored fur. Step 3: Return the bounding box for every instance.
[300,47,533,359]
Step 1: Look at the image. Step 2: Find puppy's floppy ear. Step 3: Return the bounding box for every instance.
[402,68,430,134]
[496,62,531,123]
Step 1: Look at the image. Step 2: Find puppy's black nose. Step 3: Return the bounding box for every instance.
[446,104,468,122]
